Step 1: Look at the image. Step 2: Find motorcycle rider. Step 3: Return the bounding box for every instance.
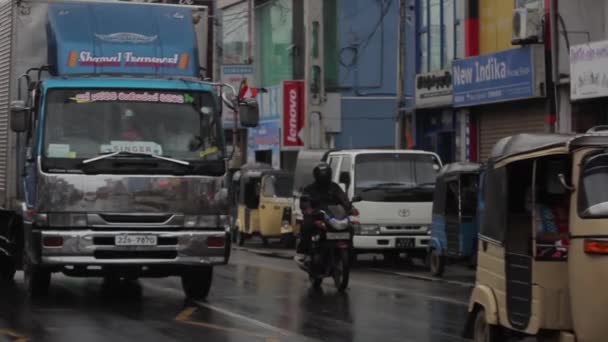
[294,162,352,266]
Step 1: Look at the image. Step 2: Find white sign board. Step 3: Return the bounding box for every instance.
[415,69,453,108]
[571,40,608,101]
[220,65,255,126]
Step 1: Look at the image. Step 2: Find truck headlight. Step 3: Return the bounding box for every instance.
[184,215,220,228]
[48,213,88,227]
[357,224,380,235]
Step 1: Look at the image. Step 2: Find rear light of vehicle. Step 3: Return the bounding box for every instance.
[43,236,63,247]
[336,241,350,249]
[584,239,608,254]
[207,236,225,248]
[314,220,326,230]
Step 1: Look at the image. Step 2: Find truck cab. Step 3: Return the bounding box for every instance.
[326,150,442,262]
[0,0,258,299]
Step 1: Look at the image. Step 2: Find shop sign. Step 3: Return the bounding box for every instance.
[220,65,255,126]
[416,70,453,108]
[282,80,305,148]
[247,121,281,169]
[452,46,544,107]
[571,40,608,101]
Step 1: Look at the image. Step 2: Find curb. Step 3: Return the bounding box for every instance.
[368,268,475,288]
[233,246,295,260]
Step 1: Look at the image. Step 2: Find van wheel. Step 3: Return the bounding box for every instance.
[473,308,504,342]
[181,266,213,300]
[23,250,51,297]
[429,249,445,277]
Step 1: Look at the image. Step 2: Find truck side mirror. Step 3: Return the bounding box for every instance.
[239,98,259,128]
[10,101,30,133]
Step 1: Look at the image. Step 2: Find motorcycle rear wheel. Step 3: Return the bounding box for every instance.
[333,249,351,292]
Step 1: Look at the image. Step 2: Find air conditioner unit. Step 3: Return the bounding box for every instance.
[511,8,542,45]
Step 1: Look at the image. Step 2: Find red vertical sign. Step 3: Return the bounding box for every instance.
[282,80,305,147]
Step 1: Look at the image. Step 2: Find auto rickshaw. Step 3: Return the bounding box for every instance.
[464,132,608,342]
[235,163,295,247]
[428,162,482,276]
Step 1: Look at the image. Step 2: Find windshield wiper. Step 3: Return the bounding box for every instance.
[360,182,410,193]
[82,151,190,166]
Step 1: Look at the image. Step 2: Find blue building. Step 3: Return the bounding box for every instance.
[334,0,400,149]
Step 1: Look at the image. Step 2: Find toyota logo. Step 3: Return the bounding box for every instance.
[398,209,410,217]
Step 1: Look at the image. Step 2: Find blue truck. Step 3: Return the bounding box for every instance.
[0,0,257,298]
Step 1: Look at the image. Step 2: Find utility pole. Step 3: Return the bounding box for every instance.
[395,0,407,149]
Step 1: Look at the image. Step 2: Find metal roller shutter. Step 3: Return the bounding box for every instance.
[478,101,547,161]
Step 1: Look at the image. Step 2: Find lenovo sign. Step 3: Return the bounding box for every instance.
[282,80,305,148]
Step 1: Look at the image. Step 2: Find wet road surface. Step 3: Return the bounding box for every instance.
[0,250,473,342]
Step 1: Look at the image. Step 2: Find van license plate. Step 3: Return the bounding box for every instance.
[326,232,350,240]
[396,238,415,249]
[115,235,157,246]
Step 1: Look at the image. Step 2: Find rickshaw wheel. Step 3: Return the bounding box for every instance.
[473,308,504,342]
[429,249,446,277]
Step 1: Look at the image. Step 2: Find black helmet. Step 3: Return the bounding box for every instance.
[313,162,332,186]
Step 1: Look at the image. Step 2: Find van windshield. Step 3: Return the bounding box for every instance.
[580,153,608,217]
[355,153,440,202]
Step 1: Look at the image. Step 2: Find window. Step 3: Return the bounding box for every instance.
[340,156,352,175]
[579,153,608,218]
[222,2,251,65]
[262,175,294,197]
[323,0,338,88]
[429,0,441,71]
[255,0,294,87]
[417,0,461,72]
[443,0,455,66]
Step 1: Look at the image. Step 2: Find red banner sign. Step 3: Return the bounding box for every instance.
[282,80,305,148]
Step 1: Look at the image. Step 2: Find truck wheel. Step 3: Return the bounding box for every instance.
[429,249,446,277]
[181,266,213,300]
[23,251,51,297]
[0,256,16,282]
[473,308,504,342]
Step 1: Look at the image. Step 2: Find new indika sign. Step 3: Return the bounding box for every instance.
[282,80,304,148]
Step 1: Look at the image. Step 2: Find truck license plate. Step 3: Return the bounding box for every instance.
[115,235,157,246]
[396,238,415,249]
[326,232,350,240]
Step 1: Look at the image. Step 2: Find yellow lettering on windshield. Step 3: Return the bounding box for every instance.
[199,146,219,158]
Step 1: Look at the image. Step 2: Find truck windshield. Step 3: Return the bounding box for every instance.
[43,89,224,163]
[355,153,440,202]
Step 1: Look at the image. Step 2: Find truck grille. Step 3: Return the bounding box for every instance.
[99,214,172,223]
[385,226,422,230]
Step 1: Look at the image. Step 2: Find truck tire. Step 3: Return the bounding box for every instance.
[23,250,51,297]
[181,266,213,300]
[0,255,16,282]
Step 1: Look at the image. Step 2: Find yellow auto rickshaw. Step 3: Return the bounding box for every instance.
[464,132,608,342]
[235,163,295,247]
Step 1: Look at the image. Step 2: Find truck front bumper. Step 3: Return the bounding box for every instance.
[353,235,430,251]
[36,230,227,266]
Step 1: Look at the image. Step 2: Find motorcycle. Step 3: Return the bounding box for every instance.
[297,205,357,292]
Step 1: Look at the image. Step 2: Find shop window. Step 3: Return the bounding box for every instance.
[255,0,294,87]
[222,2,251,65]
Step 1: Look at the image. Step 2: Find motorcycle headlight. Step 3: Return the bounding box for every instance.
[357,224,380,235]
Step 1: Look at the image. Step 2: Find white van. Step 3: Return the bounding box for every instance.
[326,150,442,261]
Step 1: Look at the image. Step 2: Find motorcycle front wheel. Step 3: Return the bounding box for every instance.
[332,249,351,292]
